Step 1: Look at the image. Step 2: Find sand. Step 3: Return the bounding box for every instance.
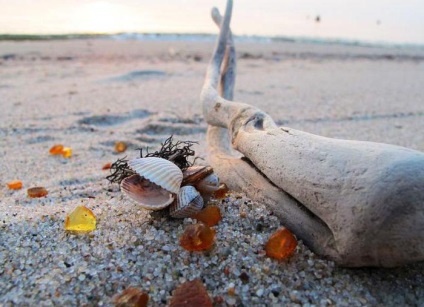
[0,39,423,306]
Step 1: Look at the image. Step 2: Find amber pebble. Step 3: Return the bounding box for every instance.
[102,162,112,170]
[27,187,48,198]
[265,227,297,260]
[62,147,72,158]
[179,223,215,252]
[192,205,222,227]
[212,183,229,199]
[113,287,149,307]
[64,206,96,232]
[115,141,127,153]
[7,180,23,190]
[49,144,64,155]
[169,279,212,307]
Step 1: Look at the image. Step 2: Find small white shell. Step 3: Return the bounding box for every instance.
[169,186,204,218]
[128,157,183,194]
[195,173,220,194]
[121,174,174,210]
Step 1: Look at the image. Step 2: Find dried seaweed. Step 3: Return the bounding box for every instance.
[106,135,198,184]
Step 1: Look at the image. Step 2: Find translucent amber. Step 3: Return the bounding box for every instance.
[169,279,212,307]
[102,162,112,170]
[192,205,222,227]
[179,223,215,252]
[27,187,48,198]
[49,144,64,155]
[115,141,127,153]
[265,227,297,260]
[62,147,72,158]
[212,183,228,199]
[7,180,23,190]
[113,287,149,307]
[64,206,96,232]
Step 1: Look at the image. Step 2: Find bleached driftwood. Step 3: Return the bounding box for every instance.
[201,0,424,267]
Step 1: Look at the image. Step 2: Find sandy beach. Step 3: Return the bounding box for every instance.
[1,39,424,306]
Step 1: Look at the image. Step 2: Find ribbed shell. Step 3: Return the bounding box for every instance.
[121,174,174,210]
[128,157,183,194]
[182,165,213,186]
[169,186,204,218]
[195,173,220,194]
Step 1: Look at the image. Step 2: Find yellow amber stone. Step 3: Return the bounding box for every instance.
[102,162,112,170]
[179,223,215,252]
[115,141,127,153]
[27,187,48,198]
[265,227,297,260]
[7,180,23,190]
[113,287,149,307]
[192,205,222,227]
[65,206,96,232]
[49,144,64,155]
[62,147,72,158]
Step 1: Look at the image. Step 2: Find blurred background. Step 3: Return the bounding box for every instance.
[0,0,423,46]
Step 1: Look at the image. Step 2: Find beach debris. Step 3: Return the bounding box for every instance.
[179,223,215,251]
[121,174,175,210]
[7,180,23,190]
[49,144,72,158]
[49,144,64,155]
[108,136,227,218]
[265,227,298,260]
[115,141,127,153]
[169,185,204,218]
[192,205,222,226]
[102,162,112,170]
[61,147,72,158]
[202,0,424,267]
[112,287,149,307]
[169,279,212,307]
[64,206,96,232]
[27,187,48,198]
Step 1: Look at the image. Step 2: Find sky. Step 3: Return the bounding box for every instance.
[0,0,423,45]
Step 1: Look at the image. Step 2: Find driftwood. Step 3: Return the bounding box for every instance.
[201,0,424,267]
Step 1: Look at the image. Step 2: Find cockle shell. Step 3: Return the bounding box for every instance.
[121,174,174,210]
[195,173,220,195]
[182,166,214,186]
[128,157,183,194]
[169,186,204,218]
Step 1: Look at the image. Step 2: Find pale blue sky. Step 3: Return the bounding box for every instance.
[0,0,423,44]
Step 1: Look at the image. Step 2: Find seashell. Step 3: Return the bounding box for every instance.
[169,186,204,218]
[128,157,183,194]
[182,165,214,186]
[121,174,174,210]
[195,173,220,195]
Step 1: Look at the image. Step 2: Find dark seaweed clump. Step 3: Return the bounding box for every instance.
[106,135,197,184]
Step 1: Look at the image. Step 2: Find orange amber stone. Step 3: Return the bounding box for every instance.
[169,279,212,307]
[192,205,222,227]
[49,144,64,155]
[64,206,96,232]
[27,187,48,198]
[115,141,127,153]
[179,223,215,252]
[102,162,112,170]
[265,227,297,260]
[61,147,72,158]
[7,180,23,190]
[113,287,149,307]
[212,183,228,199]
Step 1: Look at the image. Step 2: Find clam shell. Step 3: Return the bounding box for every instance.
[128,157,183,194]
[121,174,174,210]
[169,186,204,218]
[195,173,220,194]
[182,166,213,186]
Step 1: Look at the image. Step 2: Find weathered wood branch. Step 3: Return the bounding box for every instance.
[201,0,424,267]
